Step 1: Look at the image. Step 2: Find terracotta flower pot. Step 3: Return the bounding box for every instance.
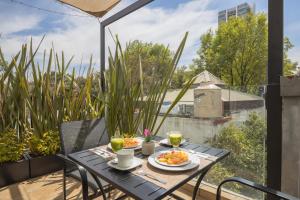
[142,141,155,155]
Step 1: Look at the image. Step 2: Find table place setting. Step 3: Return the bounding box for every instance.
[188,150,217,162]
[158,131,187,147]
[88,147,115,161]
[107,149,143,171]
[67,129,229,200]
[104,130,203,175]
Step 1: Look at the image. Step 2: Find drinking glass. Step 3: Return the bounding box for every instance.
[168,131,182,149]
[111,136,124,153]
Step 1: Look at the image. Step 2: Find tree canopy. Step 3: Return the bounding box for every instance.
[124,40,173,93]
[190,13,298,91]
[207,112,266,198]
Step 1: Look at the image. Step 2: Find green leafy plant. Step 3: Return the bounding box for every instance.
[190,13,297,92]
[28,130,60,156]
[0,130,25,163]
[0,38,43,140]
[0,38,104,157]
[143,129,152,143]
[207,112,266,197]
[141,32,196,135]
[105,33,196,137]
[105,36,144,137]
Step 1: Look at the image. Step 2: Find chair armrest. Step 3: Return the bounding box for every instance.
[216,177,300,200]
[57,154,80,167]
[56,154,89,200]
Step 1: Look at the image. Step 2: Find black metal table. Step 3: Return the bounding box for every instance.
[68,137,229,200]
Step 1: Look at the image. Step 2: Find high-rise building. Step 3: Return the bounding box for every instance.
[218,2,255,24]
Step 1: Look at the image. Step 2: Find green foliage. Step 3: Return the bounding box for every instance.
[0,130,25,163]
[207,112,266,197]
[28,130,60,156]
[105,33,196,137]
[105,37,144,137]
[170,66,194,89]
[284,38,299,76]
[28,50,104,138]
[0,38,104,159]
[124,40,173,93]
[0,39,43,140]
[140,32,196,135]
[190,13,298,91]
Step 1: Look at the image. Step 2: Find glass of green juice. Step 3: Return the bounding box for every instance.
[111,137,124,153]
[168,131,183,148]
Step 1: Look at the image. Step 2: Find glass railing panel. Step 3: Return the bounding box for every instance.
[156,84,266,199]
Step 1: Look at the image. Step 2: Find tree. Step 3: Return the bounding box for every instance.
[190,29,216,77]
[124,40,173,93]
[170,66,194,89]
[191,13,298,91]
[284,38,298,76]
[207,112,266,197]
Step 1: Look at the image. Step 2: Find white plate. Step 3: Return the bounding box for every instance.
[108,138,143,150]
[154,150,191,167]
[107,157,143,171]
[148,152,200,172]
[159,138,186,147]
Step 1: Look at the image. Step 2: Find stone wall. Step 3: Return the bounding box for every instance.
[194,86,223,118]
[281,76,300,197]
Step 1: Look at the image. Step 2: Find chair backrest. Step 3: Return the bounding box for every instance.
[59,118,109,155]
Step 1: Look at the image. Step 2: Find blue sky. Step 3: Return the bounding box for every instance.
[0,0,299,72]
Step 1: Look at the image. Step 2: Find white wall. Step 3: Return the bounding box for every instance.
[155,107,265,144]
[281,77,300,197]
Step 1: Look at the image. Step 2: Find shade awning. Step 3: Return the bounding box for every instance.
[58,0,121,17]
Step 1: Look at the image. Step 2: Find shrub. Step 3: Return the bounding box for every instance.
[206,112,266,198]
[0,130,25,163]
[29,130,60,156]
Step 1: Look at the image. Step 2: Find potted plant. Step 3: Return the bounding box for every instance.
[142,129,155,155]
[141,32,196,135]
[0,130,29,187]
[104,37,144,138]
[27,130,63,178]
[104,33,196,139]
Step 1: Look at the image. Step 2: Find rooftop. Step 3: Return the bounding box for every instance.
[193,70,225,86]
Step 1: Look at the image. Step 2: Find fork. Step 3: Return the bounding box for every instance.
[137,170,167,184]
[189,150,214,161]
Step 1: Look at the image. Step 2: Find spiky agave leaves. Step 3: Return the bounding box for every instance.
[0,37,44,141]
[105,32,196,137]
[1,37,104,140]
[104,36,144,138]
[141,32,196,135]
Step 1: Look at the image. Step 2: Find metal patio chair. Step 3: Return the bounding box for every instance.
[57,118,112,200]
[216,177,300,200]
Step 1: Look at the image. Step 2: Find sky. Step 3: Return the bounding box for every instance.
[0,0,299,73]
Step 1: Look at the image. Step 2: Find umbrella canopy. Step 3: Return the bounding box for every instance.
[58,0,121,17]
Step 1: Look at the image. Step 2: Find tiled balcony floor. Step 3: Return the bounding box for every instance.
[0,171,193,200]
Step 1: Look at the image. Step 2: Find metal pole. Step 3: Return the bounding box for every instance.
[100,23,105,91]
[99,0,154,91]
[267,0,283,199]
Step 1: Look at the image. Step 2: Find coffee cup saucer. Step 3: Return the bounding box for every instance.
[108,157,143,171]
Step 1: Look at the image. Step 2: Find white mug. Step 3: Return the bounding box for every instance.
[117,149,134,168]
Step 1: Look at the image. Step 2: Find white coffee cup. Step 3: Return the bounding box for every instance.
[117,149,134,168]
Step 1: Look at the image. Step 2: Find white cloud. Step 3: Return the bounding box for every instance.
[0,0,218,71]
[0,15,42,35]
[107,0,217,66]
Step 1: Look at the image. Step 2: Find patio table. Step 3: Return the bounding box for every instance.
[68,137,229,200]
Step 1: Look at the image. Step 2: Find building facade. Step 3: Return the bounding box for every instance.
[218,2,255,24]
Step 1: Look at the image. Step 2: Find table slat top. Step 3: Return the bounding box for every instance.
[68,137,229,200]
